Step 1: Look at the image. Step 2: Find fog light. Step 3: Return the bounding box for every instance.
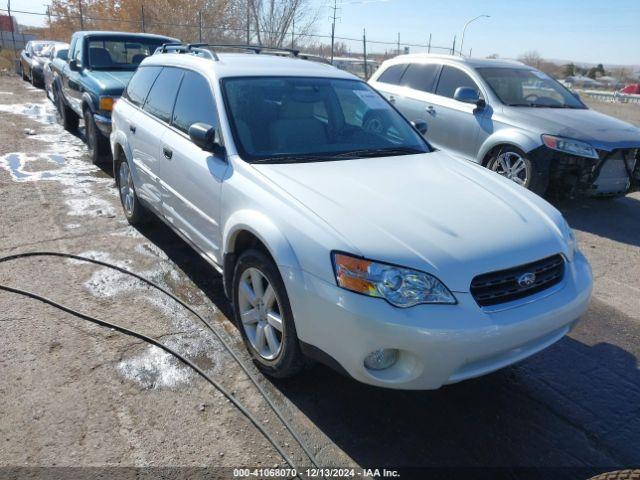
[364,348,398,370]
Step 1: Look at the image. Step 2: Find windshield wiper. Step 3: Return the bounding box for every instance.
[329,147,427,158]
[250,147,426,164]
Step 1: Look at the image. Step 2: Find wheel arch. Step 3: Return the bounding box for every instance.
[478,130,541,166]
[222,211,302,298]
[110,132,133,181]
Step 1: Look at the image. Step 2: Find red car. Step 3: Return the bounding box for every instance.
[620,83,640,94]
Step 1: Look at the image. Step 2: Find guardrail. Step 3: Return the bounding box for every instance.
[578,89,640,104]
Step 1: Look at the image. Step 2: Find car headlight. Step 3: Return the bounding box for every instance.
[542,134,599,159]
[559,217,577,260]
[332,252,456,307]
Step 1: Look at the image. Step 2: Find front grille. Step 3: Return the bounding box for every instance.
[471,255,565,307]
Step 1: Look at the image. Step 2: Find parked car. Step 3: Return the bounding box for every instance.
[19,40,56,87]
[369,55,640,197]
[43,42,70,102]
[620,83,640,95]
[54,31,178,164]
[110,45,592,390]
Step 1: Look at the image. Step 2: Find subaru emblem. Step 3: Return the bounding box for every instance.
[518,272,536,287]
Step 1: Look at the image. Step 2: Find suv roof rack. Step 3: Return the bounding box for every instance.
[154,43,300,61]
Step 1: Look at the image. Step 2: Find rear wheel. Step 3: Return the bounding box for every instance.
[83,108,109,165]
[233,249,306,379]
[117,158,147,225]
[57,90,79,132]
[486,146,548,195]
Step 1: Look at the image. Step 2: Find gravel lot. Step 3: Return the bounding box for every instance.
[0,74,639,478]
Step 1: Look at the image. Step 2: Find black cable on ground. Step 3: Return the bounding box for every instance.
[0,251,323,477]
[0,283,301,476]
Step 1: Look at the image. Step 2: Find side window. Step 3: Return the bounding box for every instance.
[68,38,77,60]
[172,71,217,133]
[400,63,440,93]
[377,64,408,85]
[435,66,481,99]
[143,67,184,122]
[124,66,161,107]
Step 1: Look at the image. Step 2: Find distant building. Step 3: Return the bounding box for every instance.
[0,14,18,33]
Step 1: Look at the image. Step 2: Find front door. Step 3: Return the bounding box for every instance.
[158,70,228,265]
[425,65,488,162]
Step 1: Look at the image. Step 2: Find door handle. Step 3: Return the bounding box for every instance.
[389,95,396,103]
[129,124,136,134]
[426,105,436,115]
[163,147,173,160]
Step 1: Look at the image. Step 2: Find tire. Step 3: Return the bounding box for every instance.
[232,249,306,379]
[83,108,109,165]
[588,470,640,480]
[57,90,79,132]
[486,146,549,195]
[116,157,147,226]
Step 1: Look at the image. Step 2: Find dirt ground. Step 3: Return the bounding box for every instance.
[583,97,640,127]
[0,75,639,479]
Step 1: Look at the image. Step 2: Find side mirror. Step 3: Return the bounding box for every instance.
[189,122,220,151]
[411,120,428,135]
[69,59,80,71]
[454,86,482,105]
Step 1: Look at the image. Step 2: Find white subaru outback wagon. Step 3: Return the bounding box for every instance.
[110,44,592,390]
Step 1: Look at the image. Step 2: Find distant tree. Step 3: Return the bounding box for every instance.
[518,50,542,68]
[587,67,598,79]
[249,0,319,48]
[563,63,576,77]
[596,63,605,76]
[486,53,499,59]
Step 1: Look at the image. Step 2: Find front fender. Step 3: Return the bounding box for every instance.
[477,128,542,164]
[223,210,302,273]
[81,91,97,113]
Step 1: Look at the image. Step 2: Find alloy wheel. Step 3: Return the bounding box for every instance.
[491,151,529,186]
[238,267,284,360]
[118,161,135,217]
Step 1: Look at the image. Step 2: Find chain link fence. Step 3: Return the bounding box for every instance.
[1,7,465,79]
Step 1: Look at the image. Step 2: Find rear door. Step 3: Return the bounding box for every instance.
[120,65,167,211]
[392,62,441,129]
[426,65,487,161]
[370,63,409,108]
[158,69,228,265]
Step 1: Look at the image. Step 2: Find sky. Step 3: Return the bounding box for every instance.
[5,0,640,66]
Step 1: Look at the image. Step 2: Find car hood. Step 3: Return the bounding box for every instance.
[254,152,571,292]
[87,70,135,95]
[503,106,640,150]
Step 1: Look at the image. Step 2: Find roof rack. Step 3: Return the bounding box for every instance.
[154,43,300,61]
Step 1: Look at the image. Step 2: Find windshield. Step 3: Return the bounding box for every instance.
[477,67,586,109]
[87,38,165,70]
[222,77,430,163]
[32,42,53,57]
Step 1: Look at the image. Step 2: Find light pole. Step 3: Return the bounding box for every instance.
[460,14,489,56]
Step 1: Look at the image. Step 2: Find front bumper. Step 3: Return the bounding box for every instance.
[285,251,592,390]
[530,145,639,196]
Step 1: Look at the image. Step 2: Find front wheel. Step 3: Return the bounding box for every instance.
[233,249,306,379]
[486,147,548,195]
